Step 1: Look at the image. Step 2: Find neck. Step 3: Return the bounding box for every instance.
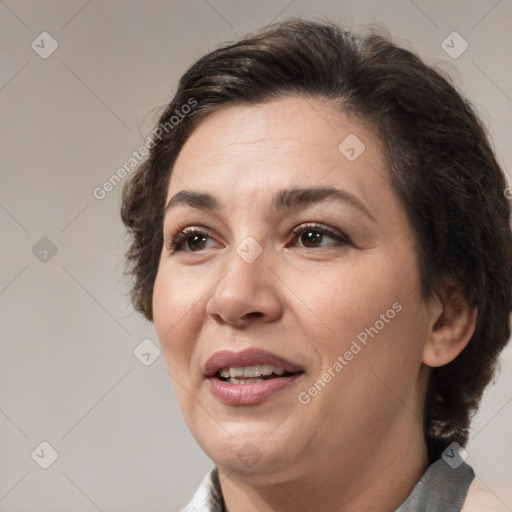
[218,417,429,512]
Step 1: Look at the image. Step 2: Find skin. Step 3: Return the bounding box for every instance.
[152,96,476,511]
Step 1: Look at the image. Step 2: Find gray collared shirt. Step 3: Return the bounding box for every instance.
[181,458,474,512]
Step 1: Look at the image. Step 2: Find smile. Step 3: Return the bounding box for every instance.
[204,349,305,404]
[218,364,287,384]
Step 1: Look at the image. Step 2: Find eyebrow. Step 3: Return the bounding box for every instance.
[165,186,376,223]
[165,189,220,212]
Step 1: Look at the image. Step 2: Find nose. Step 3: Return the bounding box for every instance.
[205,246,283,328]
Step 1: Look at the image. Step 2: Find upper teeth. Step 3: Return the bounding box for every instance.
[219,365,286,378]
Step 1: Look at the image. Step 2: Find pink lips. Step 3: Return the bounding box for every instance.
[204,348,304,406]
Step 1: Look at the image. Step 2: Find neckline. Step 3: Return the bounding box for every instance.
[206,457,475,512]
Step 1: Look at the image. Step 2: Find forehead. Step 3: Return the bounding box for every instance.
[167,96,387,204]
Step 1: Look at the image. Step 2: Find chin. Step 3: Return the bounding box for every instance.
[193,421,299,477]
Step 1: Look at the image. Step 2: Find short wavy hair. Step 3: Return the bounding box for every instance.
[121,18,512,461]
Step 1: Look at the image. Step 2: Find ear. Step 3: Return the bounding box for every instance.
[422,280,478,368]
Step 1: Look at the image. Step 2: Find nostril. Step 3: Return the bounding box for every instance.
[246,311,264,318]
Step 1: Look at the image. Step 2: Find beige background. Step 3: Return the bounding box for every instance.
[1,1,511,510]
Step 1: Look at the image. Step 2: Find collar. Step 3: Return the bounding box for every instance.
[181,457,474,512]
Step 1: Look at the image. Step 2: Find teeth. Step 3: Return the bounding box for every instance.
[261,364,273,376]
[227,377,265,385]
[230,367,245,378]
[244,364,262,377]
[218,364,287,380]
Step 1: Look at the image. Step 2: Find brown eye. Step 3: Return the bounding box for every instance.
[300,230,323,247]
[168,228,216,253]
[291,224,349,249]
[187,234,208,251]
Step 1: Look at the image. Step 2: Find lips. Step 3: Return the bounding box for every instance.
[204,348,305,405]
[204,348,303,377]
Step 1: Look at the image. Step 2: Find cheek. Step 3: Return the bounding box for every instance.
[288,250,424,386]
[298,294,427,437]
[153,274,209,432]
[289,257,408,340]
[152,267,199,374]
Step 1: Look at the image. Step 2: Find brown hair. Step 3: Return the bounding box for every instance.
[121,18,512,461]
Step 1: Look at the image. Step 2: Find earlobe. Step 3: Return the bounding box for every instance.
[422,285,478,368]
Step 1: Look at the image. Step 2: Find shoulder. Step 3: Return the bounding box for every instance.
[461,478,510,512]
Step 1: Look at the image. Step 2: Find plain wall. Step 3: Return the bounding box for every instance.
[1,0,511,510]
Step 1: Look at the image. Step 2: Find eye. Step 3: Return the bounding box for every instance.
[290,223,350,249]
[166,227,218,253]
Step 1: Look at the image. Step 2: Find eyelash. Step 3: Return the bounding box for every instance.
[166,227,211,252]
[166,223,350,254]
[290,223,350,248]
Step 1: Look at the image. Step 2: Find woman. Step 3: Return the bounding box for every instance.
[121,19,512,511]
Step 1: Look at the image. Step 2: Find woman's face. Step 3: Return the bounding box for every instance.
[153,96,434,481]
